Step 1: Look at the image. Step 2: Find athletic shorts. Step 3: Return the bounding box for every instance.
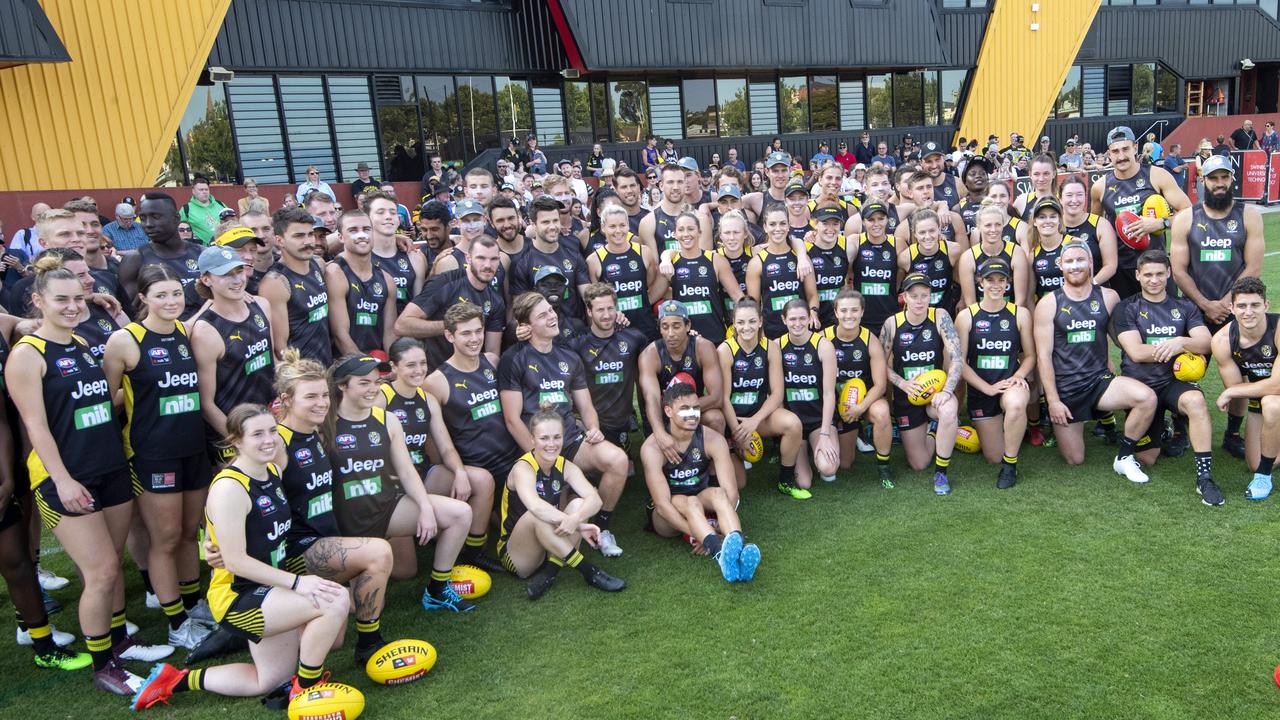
[892,395,930,431]
[130,452,212,495]
[206,439,235,470]
[33,468,132,529]
[1248,398,1263,415]
[968,387,1005,421]
[1138,381,1202,446]
[283,533,321,574]
[0,498,23,533]
[216,584,271,642]
[563,435,585,467]
[600,424,632,453]
[1057,373,1116,425]
[335,490,404,540]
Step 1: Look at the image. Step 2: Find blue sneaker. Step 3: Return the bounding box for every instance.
[42,589,61,615]
[1246,473,1273,501]
[738,543,761,582]
[717,532,743,582]
[934,473,951,496]
[421,582,476,612]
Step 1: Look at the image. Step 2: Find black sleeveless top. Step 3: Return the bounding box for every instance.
[335,256,391,353]
[122,321,203,459]
[137,242,204,319]
[438,356,519,472]
[270,259,332,364]
[725,336,769,417]
[276,424,339,544]
[662,426,713,496]
[197,301,274,414]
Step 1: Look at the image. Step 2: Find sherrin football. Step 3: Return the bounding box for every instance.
[450,564,491,599]
[908,369,947,406]
[1172,352,1207,382]
[743,431,765,464]
[1142,194,1171,236]
[955,425,981,454]
[288,682,364,720]
[365,639,437,686]
[839,378,867,422]
[1115,209,1149,251]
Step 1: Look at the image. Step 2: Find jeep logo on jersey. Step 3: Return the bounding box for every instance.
[337,433,356,449]
[295,448,313,465]
[148,347,170,363]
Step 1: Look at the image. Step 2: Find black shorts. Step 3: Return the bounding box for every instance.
[892,395,929,431]
[1138,381,1202,445]
[600,424,632,453]
[1109,269,1140,300]
[217,584,271,642]
[334,490,404,540]
[1249,398,1263,415]
[33,468,132,529]
[563,434,585,466]
[968,387,1005,421]
[130,452,212,495]
[0,498,23,533]
[835,416,862,435]
[206,439,235,470]
[283,534,321,574]
[799,419,824,437]
[1057,373,1115,425]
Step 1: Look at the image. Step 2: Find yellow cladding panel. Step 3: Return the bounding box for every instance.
[958,0,1101,148]
[0,0,231,191]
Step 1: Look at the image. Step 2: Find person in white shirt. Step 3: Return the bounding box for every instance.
[294,166,337,204]
[9,202,49,256]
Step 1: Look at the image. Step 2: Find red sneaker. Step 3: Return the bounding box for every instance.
[131,662,188,710]
[288,671,332,703]
[1028,426,1044,447]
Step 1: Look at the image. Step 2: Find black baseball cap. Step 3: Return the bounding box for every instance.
[861,200,889,219]
[901,272,930,292]
[920,141,944,159]
[978,258,1011,279]
[813,206,843,224]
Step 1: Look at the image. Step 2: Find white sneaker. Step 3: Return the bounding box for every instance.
[125,620,139,636]
[115,636,173,662]
[1113,455,1150,484]
[145,592,160,610]
[187,599,215,625]
[167,617,213,650]
[597,529,623,558]
[856,436,874,453]
[36,566,70,591]
[16,624,75,647]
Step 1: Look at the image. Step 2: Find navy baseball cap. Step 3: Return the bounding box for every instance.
[920,141,944,159]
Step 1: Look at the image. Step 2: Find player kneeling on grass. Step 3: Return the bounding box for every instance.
[1210,277,1280,500]
[954,259,1035,489]
[132,405,350,710]
[880,273,962,495]
[497,409,625,600]
[641,383,761,582]
[1114,250,1220,505]
[826,288,894,487]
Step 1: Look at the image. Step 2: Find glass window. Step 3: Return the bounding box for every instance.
[172,81,238,185]
[939,69,966,124]
[609,80,649,143]
[1055,66,1081,118]
[866,74,892,129]
[1155,65,1179,113]
[1081,66,1106,117]
[495,77,532,146]
[748,76,778,135]
[682,79,716,137]
[650,83,683,140]
[279,76,335,183]
[838,76,864,131]
[893,71,923,127]
[456,75,496,159]
[922,71,939,126]
[590,82,610,139]
[327,76,381,182]
[1106,64,1131,116]
[1131,63,1155,114]
[531,82,566,146]
[779,75,809,134]
[716,77,749,136]
[418,76,460,161]
[564,81,592,145]
[810,75,838,131]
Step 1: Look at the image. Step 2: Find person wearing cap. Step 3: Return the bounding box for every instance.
[363,190,426,317]
[807,205,853,327]
[848,199,899,335]
[1033,238,1156,481]
[323,208,397,356]
[919,141,959,205]
[258,207,333,364]
[957,201,1029,309]
[323,352,478,611]
[189,244,276,466]
[1112,249,1220,503]
[666,209,742,345]
[349,161,381,202]
[676,157,710,207]
[743,150,795,224]
[638,298,727,444]
[121,192,208,320]
[954,257,1035,489]
[102,201,148,252]
[954,155,993,233]
[212,225,270,295]
[529,263,587,341]
[1058,139,1084,171]
[1012,154,1059,223]
[1090,124,1191,299]
[638,163,689,256]
[747,203,820,341]
[834,142,856,171]
[880,271,963,495]
[1059,175,1117,288]
[783,178,816,240]
[1024,195,1072,301]
[509,196,591,319]
[811,142,834,168]
[587,205,663,342]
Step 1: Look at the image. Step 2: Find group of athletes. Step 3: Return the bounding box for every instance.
[0,122,1275,710]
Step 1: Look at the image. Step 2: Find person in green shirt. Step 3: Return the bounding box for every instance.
[178,176,229,245]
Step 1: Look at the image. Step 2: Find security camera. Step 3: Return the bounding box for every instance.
[208,66,235,83]
[1242,59,1255,70]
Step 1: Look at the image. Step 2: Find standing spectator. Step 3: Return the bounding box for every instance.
[870,142,897,169]
[501,137,522,169]
[524,135,548,174]
[294,165,337,203]
[724,147,745,172]
[834,142,856,171]
[660,138,678,164]
[642,135,660,170]
[236,178,269,215]
[586,143,606,176]
[102,202,149,252]
[1162,143,1188,191]
[1261,121,1280,154]
[1058,139,1084,170]
[811,141,834,166]
[178,176,229,245]
[8,202,49,257]
[349,161,381,200]
[1038,136,1053,158]
[1194,140,1216,200]
[1213,134,1231,157]
[1230,119,1259,150]
[421,153,447,200]
[1144,132,1163,163]
[853,131,875,166]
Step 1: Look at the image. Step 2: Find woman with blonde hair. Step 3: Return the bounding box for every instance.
[237,179,270,216]
[294,166,336,204]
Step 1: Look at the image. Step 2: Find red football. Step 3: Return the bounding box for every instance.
[1115,210,1149,251]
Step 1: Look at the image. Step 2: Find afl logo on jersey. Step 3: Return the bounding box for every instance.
[368,431,381,447]
[294,448,313,466]
[734,359,748,371]
[861,248,875,259]
[256,495,273,511]
[337,433,356,449]
[900,332,915,344]
[605,263,620,275]
[393,409,408,424]
[765,262,780,276]
[784,351,798,364]
[676,265,690,278]
[56,357,78,376]
[975,319,991,331]
[148,347,171,364]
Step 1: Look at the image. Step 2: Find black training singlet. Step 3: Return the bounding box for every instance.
[137,242,204,319]
[334,256,391,354]
[276,424,339,544]
[779,332,824,429]
[1031,241,1065,299]
[672,252,728,345]
[1115,294,1204,390]
[969,241,1017,303]
[373,249,417,315]
[964,302,1019,386]
[757,246,803,340]
[806,236,849,327]
[655,337,704,393]
[331,408,403,532]
[122,321,203,460]
[76,303,118,362]
[197,301,274,414]
[1186,202,1248,303]
[1098,166,1159,268]
[497,341,588,448]
[206,465,289,605]
[1229,313,1279,384]
[662,426,712,496]
[891,308,943,385]
[934,175,960,205]
[726,336,770,418]
[438,357,519,473]
[575,328,646,431]
[1050,285,1110,399]
[499,453,565,543]
[1064,213,1105,271]
[271,259,332,364]
[852,233,898,332]
[907,243,954,309]
[380,384,432,474]
[826,325,875,391]
[652,207,681,255]
[595,239,657,340]
[508,243,588,318]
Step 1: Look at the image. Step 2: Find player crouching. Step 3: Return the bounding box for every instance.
[641,383,761,583]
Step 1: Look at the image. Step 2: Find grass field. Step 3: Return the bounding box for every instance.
[3,213,1279,719]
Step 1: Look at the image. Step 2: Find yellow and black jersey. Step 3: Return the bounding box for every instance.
[122,321,203,460]
[499,452,566,543]
[206,463,289,622]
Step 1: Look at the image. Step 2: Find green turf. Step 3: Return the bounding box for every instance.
[3,213,1279,719]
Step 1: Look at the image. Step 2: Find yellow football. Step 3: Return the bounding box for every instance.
[1172,352,1207,382]
[288,683,364,720]
[955,425,981,454]
[1142,194,1171,236]
[365,639,437,686]
[450,565,491,600]
[743,431,765,464]
[839,378,867,422]
[908,369,947,406]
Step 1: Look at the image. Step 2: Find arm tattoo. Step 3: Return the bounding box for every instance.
[880,321,907,390]
[938,311,963,393]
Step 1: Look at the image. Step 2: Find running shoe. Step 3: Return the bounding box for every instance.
[856,428,874,453]
[36,566,69,591]
[1028,425,1044,446]
[737,543,761,582]
[1162,432,1189,459]
[1113,455,1150,484]
[581,565,625,593]
[717,532,743,583]
[526,570,559,600]
[1246,472,1273,501]
[167,618,213,650]
[421,583,476,613]
[777,482,813,500]
[260,680,292,710]
[93,659,144,696]
[878,465,895,489]
[353,640,387,668]
[42,589,61,616]
[459,549,505,575]
[145,592,160,610]
[1041,426,1057,448]
[16,624,74,647]
[131,662,187,710]
[186,599,216,626]
[115,636,175,662]
[996,464,1017,490]
[1223,431,1246,460]
[1196,476,1225,507]
[934,473,951,496]
[597,529,623,558]
[288,672,332,703]
[32,646,91,671]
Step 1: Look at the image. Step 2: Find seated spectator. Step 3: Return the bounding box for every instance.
[102,202,149,252]
[237,178,270,215]
[1058,139,1083,170]
[295,165,337,203]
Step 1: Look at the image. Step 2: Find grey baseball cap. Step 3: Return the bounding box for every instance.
[716,184,743,200]
[677,156,700,173]
[454,198,484,218]
[766,151,792,168]
[1200,154,1234,177]
[1106,126,1136,146]
[197,245,246,276]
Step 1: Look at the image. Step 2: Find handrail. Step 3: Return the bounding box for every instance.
[1139,118,1171,142]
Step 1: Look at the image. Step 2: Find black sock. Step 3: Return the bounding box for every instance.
[26,622,56,654]
[1099,412,1116,428]
[1194,451,1213,478]
[427,568,451,596]
[592,510,612,531]
[1117,436,1138,460]
[875,453,889,467]
[296,661,324,689]
[1259,455,1276,477]
[109,610,127,646]
[160,598,189,631]
[1039,397,1051,427]
[178,579,201,611]
[934,453,951,477]
[1002,454,1018,467]
[550,549,593,580]
[86,632,113,671]
[355,617,383,649]
[702,533,723,556]
[138,569,154,597]
[778,463,796,486]
[1172,414,1188,436]
[1226,413,1244,436]
[175,668,204,693]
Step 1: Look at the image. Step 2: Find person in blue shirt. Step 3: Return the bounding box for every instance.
[1162,143,1187,191]
[869,141,897,169]
[811,142,834,167]
[102,202,150,252]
